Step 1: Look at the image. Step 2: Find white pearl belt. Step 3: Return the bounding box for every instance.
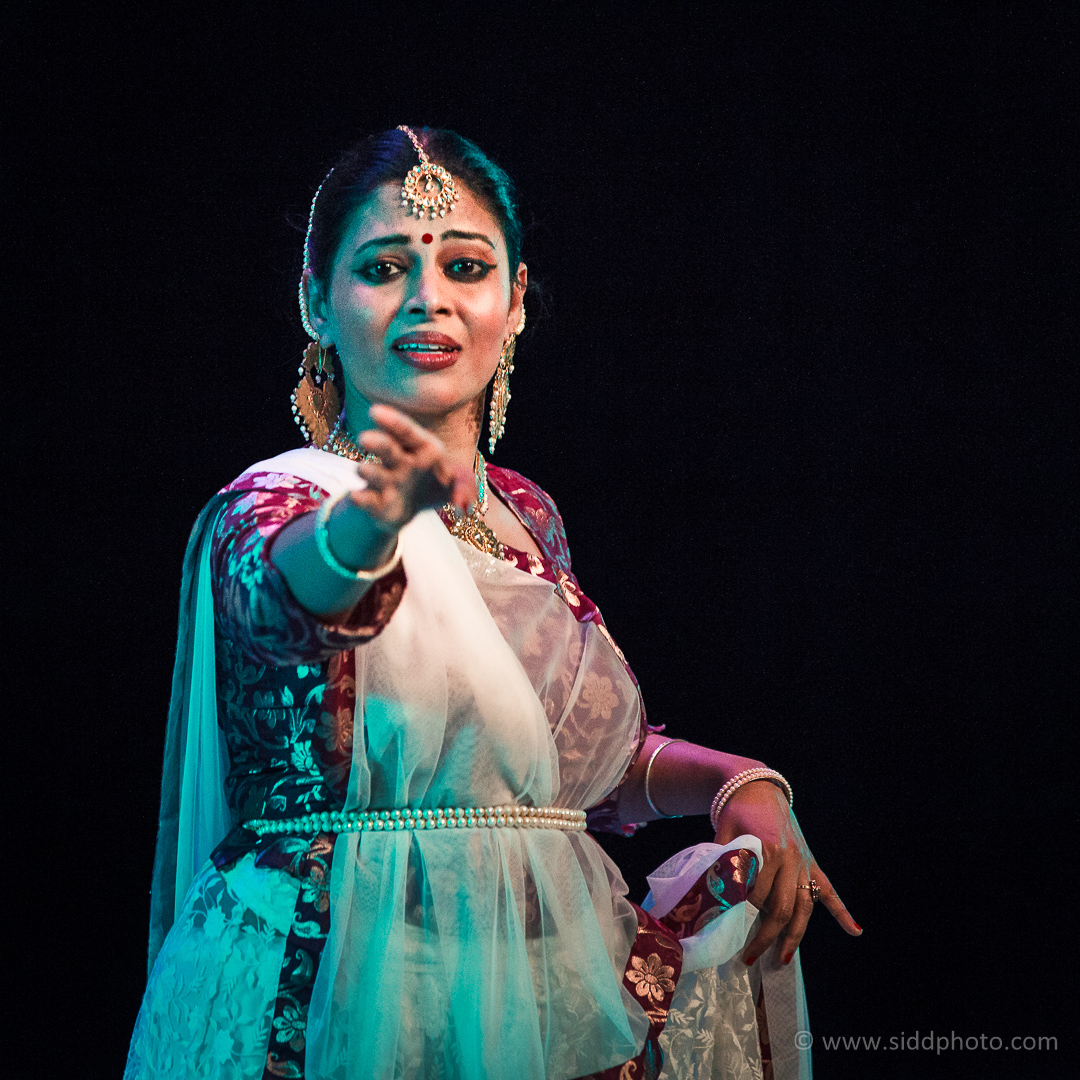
[244,805,588,836]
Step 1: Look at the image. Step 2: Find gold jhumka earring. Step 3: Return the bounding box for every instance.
[293,169,344,447]
[488,305,525,455]
[291,341,341,447]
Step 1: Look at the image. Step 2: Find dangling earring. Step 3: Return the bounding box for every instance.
[291,340,341,447]
[488,305,525,455]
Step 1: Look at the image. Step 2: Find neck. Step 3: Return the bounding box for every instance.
[344,388,483,470]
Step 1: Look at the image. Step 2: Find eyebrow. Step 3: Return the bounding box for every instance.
[440,229,496,249]
[352,229,498,256]
[353,233,412,255]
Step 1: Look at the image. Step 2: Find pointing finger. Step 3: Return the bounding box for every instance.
[811,865,862,936]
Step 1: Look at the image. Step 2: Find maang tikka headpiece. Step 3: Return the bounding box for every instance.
[396,125,459,220]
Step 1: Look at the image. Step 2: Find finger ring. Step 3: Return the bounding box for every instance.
[797,879,821,902]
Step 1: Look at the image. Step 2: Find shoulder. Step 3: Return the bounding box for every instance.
[486,464,563,521]
[210,447,346,543]
[486,464,571,571]
[217,446,368,501]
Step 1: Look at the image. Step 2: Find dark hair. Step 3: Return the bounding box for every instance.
[305,127,524,285]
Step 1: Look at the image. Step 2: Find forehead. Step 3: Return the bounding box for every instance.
[341,182,507,257]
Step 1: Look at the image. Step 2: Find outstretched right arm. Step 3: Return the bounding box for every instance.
[270,403,476,619]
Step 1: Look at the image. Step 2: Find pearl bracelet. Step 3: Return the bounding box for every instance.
[709,768,793,832]
[644,738,687,818]
[314,492,402,581]
[244,805,588,836]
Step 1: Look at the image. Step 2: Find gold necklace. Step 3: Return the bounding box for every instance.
[323,416,504,559]
[444,453,504,560]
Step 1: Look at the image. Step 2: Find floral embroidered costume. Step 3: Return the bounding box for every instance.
[126,447,808,1080]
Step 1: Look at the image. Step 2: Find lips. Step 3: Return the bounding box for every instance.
[392,331,461,370]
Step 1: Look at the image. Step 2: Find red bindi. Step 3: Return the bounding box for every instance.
[421,233,433,244]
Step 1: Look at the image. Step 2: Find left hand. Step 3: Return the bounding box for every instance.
[713,780,862,965]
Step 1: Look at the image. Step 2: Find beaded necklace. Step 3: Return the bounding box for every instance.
[322,413,505,559]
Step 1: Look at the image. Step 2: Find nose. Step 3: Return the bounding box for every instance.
[405,260,450,320]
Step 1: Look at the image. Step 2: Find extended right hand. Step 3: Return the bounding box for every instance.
[347,403,478,531]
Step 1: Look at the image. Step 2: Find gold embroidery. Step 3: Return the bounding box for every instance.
[317,707,354,753]
[653,931,680,952]
[669,892,703,925]
[692,906,722,935]
[307,833,334,858]
[555,570,581,607]
[596,620,628,663]
[733,848,755,884]
[626,953,676,1003]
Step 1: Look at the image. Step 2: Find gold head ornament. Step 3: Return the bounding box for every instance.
[397,125,459,220]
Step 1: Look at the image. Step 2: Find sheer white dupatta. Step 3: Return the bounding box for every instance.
[148,495,234,971]
[147,448,362,970]
[280,449,647,1079]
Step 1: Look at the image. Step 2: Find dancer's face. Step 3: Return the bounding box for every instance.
[308,182,526,423]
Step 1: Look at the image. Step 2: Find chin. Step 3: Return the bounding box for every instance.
[382,386,484,420]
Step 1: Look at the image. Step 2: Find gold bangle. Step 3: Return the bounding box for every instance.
[644,738,687,818]
[314,492,401,581]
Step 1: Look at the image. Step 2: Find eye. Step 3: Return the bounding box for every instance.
[445,258,496,280]
[358,259,404,283]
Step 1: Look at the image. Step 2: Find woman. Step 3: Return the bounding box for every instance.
[126,126,859,1080]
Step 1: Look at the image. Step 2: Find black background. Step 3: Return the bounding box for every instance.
[8,3,1075,1077]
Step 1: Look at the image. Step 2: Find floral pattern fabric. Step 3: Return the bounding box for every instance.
[211,470,407,668]
[125,859,297,1080]
[575,905,685,1080]
[209,470,405,881]
[654,850,773,1080]
[261,835,336,1080]
[484,466,657,836]
[130,461,673,1080]
[210,463,650,880]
